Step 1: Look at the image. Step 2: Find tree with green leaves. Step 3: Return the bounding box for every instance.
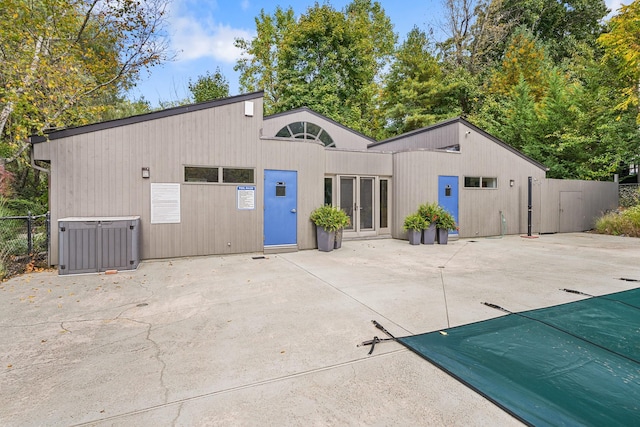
[235,1,395,136]
[381,27,462,136]
[599,0,640,123]
[488,28,551,101]
[234,6,296,115]
[0,0,170,174]
[188,68,230,103]
[485,0,608,63]
[0,0,170,205]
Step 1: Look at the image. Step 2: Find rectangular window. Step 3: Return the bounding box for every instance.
[185,166,255,184]
[465,176,497,189]
[222,168,254,184]
[464,177,480,188]
[482,177,498,188]
[185,166,218,183]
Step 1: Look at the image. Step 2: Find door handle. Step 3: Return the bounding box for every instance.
[291,209,297,213]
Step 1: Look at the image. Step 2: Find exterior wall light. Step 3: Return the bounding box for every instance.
[142,167,150,178]
[510,179,515,187]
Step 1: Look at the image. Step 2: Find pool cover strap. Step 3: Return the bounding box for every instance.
[396,288,640,426]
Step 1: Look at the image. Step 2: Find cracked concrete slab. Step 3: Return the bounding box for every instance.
[1,233,640,426]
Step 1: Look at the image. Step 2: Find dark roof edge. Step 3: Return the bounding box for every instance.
[264,107,377,143]
[31,91,264,143]
[369,117,547,171]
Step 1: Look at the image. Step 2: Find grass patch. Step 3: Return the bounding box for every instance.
[595,206,640,237]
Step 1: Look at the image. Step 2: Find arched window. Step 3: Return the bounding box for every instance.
[275,122,335,147]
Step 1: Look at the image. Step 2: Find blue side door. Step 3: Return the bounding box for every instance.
[438,175,459,235]
[264,170,297,246]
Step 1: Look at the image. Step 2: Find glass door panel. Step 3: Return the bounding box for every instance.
[340,177,355,230]
[360,177,374,230]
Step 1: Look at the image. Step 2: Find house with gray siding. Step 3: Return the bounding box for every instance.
[31,91,618,272]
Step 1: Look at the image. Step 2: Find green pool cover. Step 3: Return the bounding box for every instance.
[397,288,640,426]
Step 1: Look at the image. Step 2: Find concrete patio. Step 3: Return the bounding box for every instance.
[1,233,639,426]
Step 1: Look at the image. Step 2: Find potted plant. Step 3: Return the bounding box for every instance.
[310,205,346,252]
[418,202,439,244]
[333,208,351,249]
[435,207,457,245]
[403,212,426,245]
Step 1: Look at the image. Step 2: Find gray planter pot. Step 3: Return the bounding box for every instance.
[437,228,449,245]
[334,228,343,249]
[316,227,336,252]
[422,223,436,244]
[408,229,422,245]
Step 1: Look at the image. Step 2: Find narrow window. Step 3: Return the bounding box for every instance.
[276,182,286,197]
[222,168,254,184]
[185,166,219,183]
[324,177,333,206]
[380,179,388,228]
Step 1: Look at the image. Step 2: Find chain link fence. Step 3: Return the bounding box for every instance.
[0,212,50,280]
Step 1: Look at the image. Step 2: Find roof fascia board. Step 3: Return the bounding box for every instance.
[31,91,264,143]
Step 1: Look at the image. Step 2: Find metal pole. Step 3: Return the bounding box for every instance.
[527,177,532,237]
[27,211,32,255]
[46,212,50,262]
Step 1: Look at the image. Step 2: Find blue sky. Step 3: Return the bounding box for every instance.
[128,0,624,108]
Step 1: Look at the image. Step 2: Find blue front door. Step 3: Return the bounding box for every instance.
[438,176,459,235]
[264,170,297,246]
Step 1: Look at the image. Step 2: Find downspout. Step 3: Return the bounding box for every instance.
[29,138,50,174]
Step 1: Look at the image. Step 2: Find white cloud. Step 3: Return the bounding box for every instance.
[241,0,250,12]
[172,17,253,63]
[168,1,254,65]
[605,0,625,18]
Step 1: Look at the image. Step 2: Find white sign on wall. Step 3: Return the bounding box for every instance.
[237,186,256,210]
[151,183,181,224]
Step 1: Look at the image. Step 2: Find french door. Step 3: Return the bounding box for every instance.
[339,176,376,236]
